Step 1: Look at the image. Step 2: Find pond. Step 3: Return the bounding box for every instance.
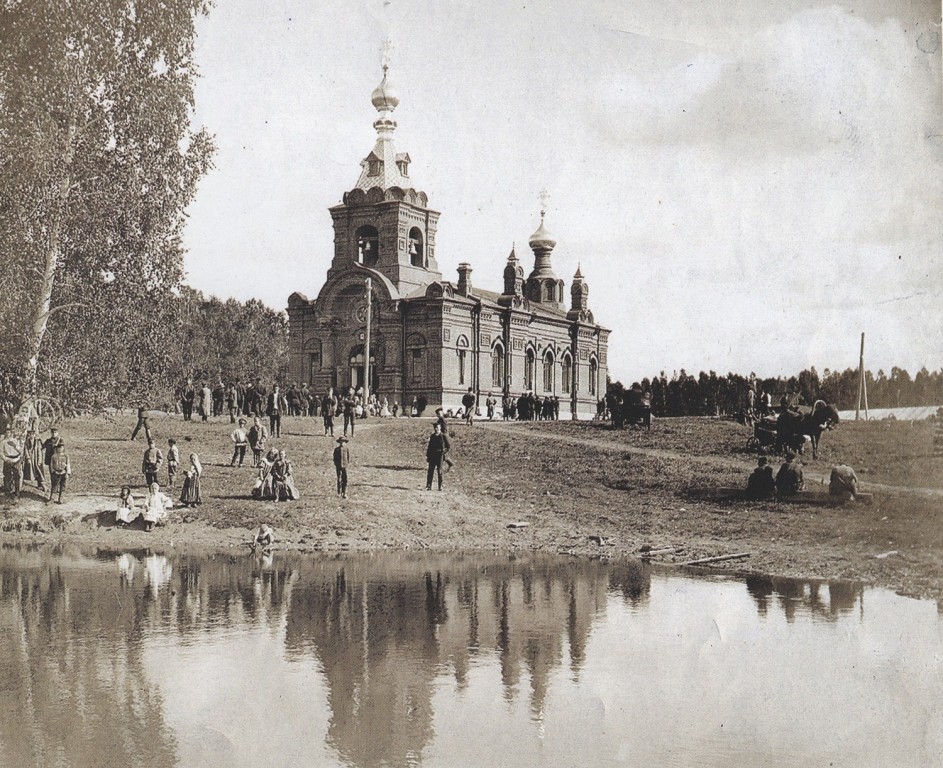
[0,544,939,767]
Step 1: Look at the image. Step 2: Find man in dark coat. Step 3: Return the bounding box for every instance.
[425,422,451,491]
[333,435,351,498]
[746,457,776,500]
[461,388,477,426]
[266,385,284,438]
[776,452,804,497]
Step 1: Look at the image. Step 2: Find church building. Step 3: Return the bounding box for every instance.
[287,66,610,418]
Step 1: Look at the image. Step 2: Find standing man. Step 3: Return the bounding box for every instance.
[333,435,350,499]
[130,404,152,441]
[462,387,477,426]
[425,422,451,491]
[485,392,497,420]
[230,418,249,467]
[253,377,268,418]
[322,387,337,437]
[142,438,163,487]
[342,388,357,437]
[434,408,455,472]
[199,382,212,422]
[181,380,195,421]
[42,427,63,476]
[266,384,284,438]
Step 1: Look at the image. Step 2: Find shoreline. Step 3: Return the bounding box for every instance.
[1,414,940,602]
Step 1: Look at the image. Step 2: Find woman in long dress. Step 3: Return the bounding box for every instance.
[269,450,300,501]
[142,482,172,531]
[116,485,138,525]
[252,449,278,500]
[180,453,203,506]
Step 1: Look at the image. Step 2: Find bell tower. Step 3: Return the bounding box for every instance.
[327,60,441,294]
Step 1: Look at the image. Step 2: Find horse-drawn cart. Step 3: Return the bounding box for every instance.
[744,401,840,459]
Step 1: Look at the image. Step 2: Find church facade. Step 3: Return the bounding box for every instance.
[287,67,610,418]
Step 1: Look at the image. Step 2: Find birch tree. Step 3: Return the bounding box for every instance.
[0,0,214,407]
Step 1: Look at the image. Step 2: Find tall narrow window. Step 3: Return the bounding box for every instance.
[525,349,536,391]
[589,358,598,396]
[542,352,554,392]
[561,355,572,394]
[457,349,466,385]
[492,344,505,389]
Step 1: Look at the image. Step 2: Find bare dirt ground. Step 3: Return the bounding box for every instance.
[2,413,941,600]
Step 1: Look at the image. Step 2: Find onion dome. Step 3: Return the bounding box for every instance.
[528,213,556,251]
[371,65,399,112]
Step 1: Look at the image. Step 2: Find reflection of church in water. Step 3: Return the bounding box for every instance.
[287,65,610,416]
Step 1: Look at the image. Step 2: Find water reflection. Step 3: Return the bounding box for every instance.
[0,543,939,767]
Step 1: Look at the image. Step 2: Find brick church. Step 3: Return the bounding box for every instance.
[287,65,610,418]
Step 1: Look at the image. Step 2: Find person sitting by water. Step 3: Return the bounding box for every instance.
[829,464,859,502]
[775,451,804,497]
[252,522,275,550]
[253,448,279,499]
[270,450,300,501]
[142,482,173,531]
[116,485,138,525]
[746,456,776,500]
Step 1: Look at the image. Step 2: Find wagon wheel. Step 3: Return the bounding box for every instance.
[745,436,760,450]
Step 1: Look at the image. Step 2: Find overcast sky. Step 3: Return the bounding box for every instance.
[184,0,942,382]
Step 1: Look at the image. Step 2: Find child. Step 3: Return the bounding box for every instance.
[47,442,71,504]
[333,435,350,499]
[247,417,267,467]
[166,438,180,488]
[180,453,203,507]
[230,418,248,467]
[116,486,138,526]
[142,482,172,531]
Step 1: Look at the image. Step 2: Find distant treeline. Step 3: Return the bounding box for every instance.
[610,367,943,417]
[0,287,289,412]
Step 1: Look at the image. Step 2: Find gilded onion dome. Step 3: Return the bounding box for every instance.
[528,212,557,251]
[371,65,400,112]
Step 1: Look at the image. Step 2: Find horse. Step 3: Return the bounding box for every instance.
[775,400,839,459]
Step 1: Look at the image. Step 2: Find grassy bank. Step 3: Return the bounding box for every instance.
[1,412,941,600]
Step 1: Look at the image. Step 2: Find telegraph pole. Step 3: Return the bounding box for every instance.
[364,278,372,407]
[855,331,868,421]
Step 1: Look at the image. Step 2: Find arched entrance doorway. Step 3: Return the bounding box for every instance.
[348,345,378,392]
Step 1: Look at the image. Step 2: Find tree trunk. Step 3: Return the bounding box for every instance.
[23,128,75,400]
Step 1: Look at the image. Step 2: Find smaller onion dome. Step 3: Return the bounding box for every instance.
[528,213,556,251]
[371,66,399,112]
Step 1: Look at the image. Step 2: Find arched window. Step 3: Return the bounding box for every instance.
[525,348,536,391]
[408,227,424,267]
[456,335,469,386]
[561,353,572,394]
[543,351,554,392]
[589,357,598,397]
[491,343,505,389]
[355,225,380,267]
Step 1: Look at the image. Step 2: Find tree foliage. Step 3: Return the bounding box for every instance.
[610,367,943,417]
[0,0,214,405]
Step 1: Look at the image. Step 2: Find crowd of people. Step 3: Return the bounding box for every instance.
[0,375,872,542]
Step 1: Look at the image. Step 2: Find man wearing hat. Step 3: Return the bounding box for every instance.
[746,456,776,500]
[42,427,63,470]
[333,435,350,499]
[425,422,451,491]
[2,433,23,498]
[230,417,249,467]
[775,451,804,497]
